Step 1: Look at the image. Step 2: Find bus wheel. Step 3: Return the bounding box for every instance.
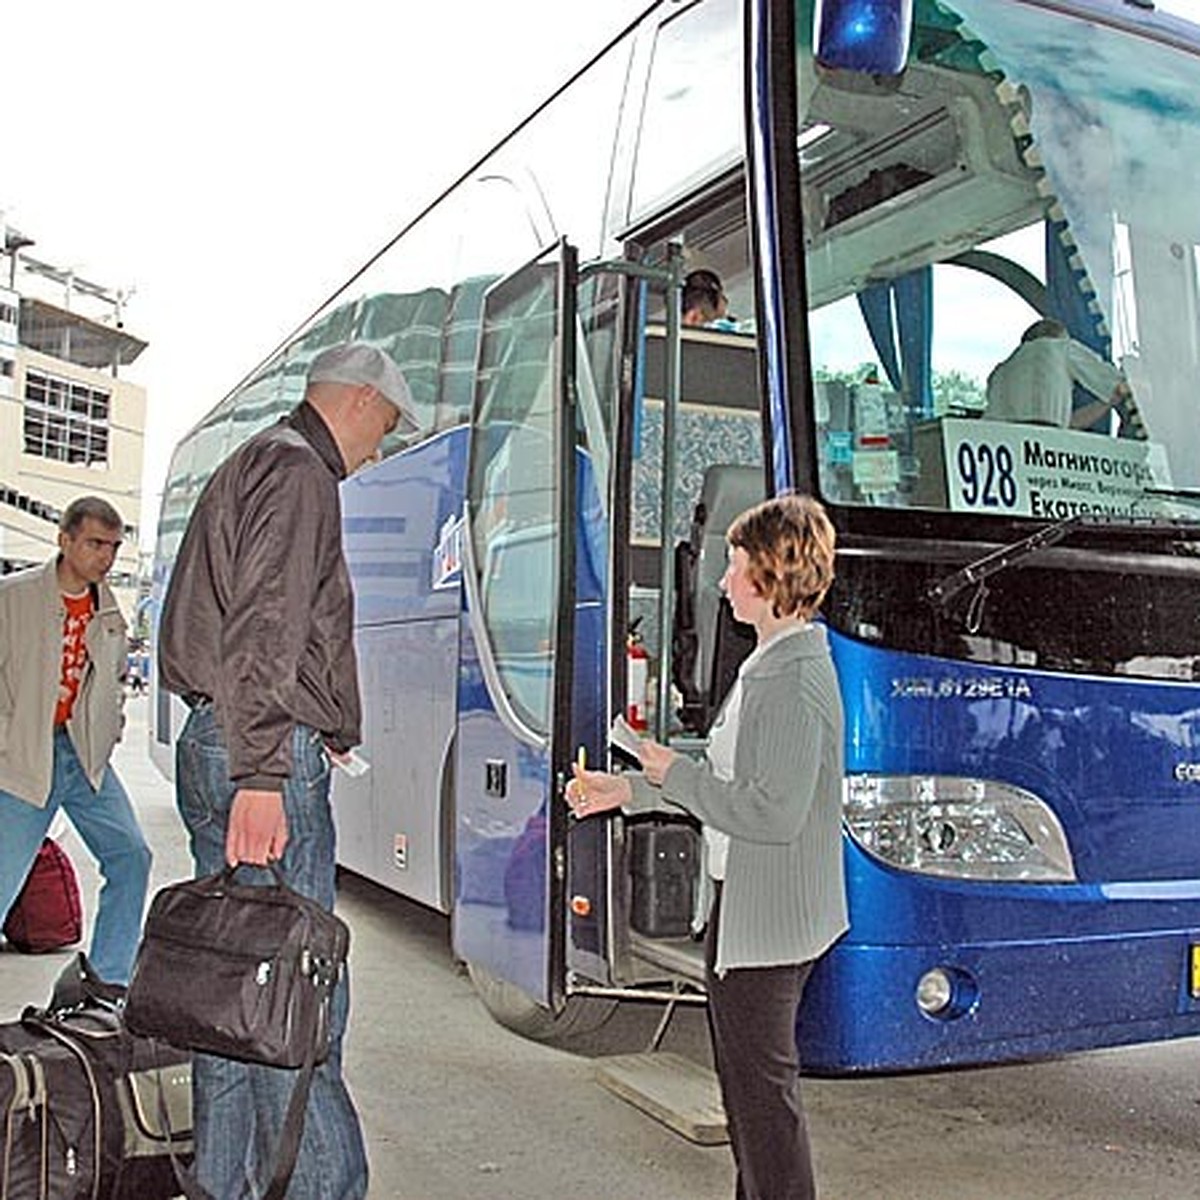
[466,962,617,1045]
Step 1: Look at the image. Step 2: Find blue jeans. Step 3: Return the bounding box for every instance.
[0,728,151,984]
[176,704,368,1200]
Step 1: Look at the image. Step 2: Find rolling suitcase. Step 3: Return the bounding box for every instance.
[628,822,700,938]
[0,986,191,1199]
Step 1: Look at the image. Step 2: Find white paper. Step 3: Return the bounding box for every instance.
[334,748,371,777]
[609,714,644,759]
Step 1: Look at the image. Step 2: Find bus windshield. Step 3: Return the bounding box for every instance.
[801,0,1200,522]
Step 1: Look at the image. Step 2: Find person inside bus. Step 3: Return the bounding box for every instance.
[985,317,1136,431]
[567,493,847,1200]
[682,268,732,328]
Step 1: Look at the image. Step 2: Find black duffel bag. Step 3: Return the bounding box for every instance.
[0,955,192,1200]
[123,864,349,1200]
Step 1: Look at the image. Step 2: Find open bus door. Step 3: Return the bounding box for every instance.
[455,241,690,1041]
[453,239,597,1037]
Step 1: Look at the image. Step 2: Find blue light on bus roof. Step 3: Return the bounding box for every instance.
[814,0,913,75]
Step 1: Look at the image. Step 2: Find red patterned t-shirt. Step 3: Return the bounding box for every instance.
[55,590,94,726]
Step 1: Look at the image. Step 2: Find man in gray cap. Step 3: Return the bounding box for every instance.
[306,341,419,437]
[157,340,416,1199]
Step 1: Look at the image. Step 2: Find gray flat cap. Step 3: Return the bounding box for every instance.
[307,342,419,434]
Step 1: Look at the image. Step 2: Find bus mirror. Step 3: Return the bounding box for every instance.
[814,0,913,75]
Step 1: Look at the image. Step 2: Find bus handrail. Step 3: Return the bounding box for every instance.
[581,250,684,743]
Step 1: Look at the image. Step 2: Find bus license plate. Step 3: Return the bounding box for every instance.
[1191,945,1200,999]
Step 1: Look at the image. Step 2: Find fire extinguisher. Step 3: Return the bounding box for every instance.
[626,618,650,732]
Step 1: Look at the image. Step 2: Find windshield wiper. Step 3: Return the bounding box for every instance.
[927,510,1200,614]
[1142,487,1200,506]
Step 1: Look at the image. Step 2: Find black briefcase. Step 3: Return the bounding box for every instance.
[123,865,350,1200]
[124,864,348,1067]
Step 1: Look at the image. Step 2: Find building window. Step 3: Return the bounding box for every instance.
[0,357,13,377]
[23,370,110,465]
[0,302,17,326]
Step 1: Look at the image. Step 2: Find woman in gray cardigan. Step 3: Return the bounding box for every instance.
[569,494,847,1200]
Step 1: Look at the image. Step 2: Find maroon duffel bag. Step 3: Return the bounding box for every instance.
[4,837,83,953]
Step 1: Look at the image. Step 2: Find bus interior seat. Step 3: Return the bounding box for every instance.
[672,463,763,733]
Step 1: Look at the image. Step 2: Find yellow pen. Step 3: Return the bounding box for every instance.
[571,745,588,816]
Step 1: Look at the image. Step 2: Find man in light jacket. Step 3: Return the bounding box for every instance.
[0,496,151,985]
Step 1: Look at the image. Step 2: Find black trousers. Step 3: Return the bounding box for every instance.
[705,885,818,1200]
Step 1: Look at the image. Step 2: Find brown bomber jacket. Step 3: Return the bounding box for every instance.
[157,402,361,790]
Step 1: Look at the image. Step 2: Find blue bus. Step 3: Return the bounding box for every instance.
[151,0,1200,1073]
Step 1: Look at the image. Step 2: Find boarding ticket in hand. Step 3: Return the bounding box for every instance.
[609,714,644,759]
[333,748,371,777]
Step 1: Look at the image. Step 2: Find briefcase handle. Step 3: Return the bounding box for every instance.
[199,862,325,910]
[222,860,291,888]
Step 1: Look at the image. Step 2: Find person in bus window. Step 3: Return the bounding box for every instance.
[985,317,1136,431]
[568,494,848,1200]
[682,268,731,328]
[158,342,418,1200]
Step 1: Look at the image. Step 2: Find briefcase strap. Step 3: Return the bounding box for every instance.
[154,1035,318,1200]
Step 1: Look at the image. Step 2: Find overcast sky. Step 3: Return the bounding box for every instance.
[5,0,1198,546]
[3,1,648,543]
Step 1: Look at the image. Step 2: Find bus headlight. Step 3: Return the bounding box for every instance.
[844,775,1076,882]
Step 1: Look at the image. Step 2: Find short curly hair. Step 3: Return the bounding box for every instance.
[726,494,835,620]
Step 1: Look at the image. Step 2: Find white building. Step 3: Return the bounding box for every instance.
[1,223,147,620]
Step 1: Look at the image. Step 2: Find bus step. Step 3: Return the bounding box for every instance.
[594,1051,728,1145]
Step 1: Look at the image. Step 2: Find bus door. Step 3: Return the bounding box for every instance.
[454,241,582,1011]
[561,254,683,996]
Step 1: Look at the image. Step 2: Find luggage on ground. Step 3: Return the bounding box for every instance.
[3,837,83,953]
[0,968,191,1200]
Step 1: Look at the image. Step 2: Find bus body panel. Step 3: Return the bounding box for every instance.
[335,618,459,903]
[342,427,468,628]
[453,651,554,1000]
[802,916,1200,1072]
[334,429,468,903]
